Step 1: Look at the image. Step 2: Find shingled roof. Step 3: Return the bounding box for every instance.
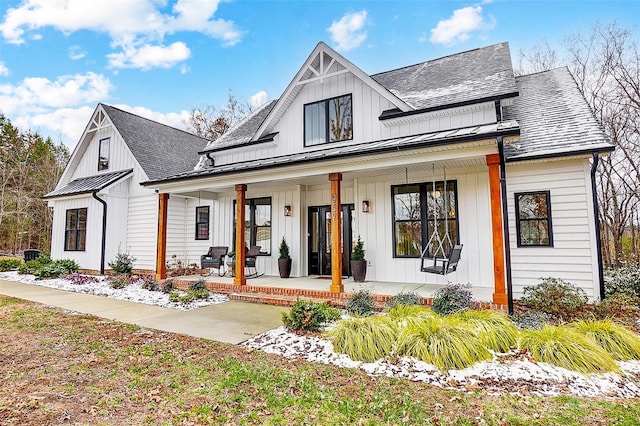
[372,42,518,110]
[101,104,210,181]
[503,67,612,161]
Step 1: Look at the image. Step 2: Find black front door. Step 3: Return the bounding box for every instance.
[308,204,354,276]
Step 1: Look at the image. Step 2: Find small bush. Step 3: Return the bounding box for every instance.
[18,255,51,275]
[169,290,182,303]
[186,288,210,300]
[510,309,555,330]
[281,299,341,332]
[594,292,640,322]
[605,265,640,299]
[569,320,640,361]
[385,291,421,309]
[35,259,79,279]
[431,283,473,315]
[0,258,22,272]
[396,315,491,371]
[109,276,129,289]
[345,289,376,316]
[386,304,435,323]
[325,316,397,362]
[108,251,136,275]
[451,309,519,353]
[520,324,619,374]
[62,273,100,285]
[161,280,176,294]
[141,276,160,291]
[188,278,208,291]
[519,278,588,322]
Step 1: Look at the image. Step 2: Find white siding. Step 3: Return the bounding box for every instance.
[184,198,215,266]
[126,195,158,271]
[506,159,599,299]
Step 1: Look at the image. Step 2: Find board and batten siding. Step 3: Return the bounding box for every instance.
[165,197,216,267]
[353,168,494,290]
[506,159,599,299]
[210,71,496,168]
[126,195,158,271]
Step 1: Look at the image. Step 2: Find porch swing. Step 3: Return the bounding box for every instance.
[420,165,463,275]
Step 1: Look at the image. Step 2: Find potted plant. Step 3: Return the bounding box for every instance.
[351,235,367,282]
[278,237,292,278]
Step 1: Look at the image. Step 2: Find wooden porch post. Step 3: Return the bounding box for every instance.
[329,173,343,293]
[155,193,169,281]
[486,154,508,304]
[234,184,247,286]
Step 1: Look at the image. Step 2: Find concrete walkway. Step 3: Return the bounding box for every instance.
[0,279,287,345]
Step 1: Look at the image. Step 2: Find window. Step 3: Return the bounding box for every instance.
[515,191,553,247]
[233,197,271,255]
[64,208,87,251]
[195,206,210,240]
[98,138,110,171]
[304,94,353,146]
[392,181,459,257]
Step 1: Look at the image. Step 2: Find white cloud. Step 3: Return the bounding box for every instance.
[327,10,368,52]
[248,91,268,109]
[0,0,242,69]
[107,41,191,70]
[0,61,8,77]
[69,45,86,60]
[113,104,191,131]
[21,106,96,145]
[429,6,494,45]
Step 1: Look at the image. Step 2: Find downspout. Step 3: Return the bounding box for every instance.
[497,137,514,314]
[92,191,107,275]
[591,153,606,300]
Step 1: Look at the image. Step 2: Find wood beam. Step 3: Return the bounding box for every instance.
[329,173,343,293]
[155,193,169,281]
[234,184,247,286]
[486,154,508,304]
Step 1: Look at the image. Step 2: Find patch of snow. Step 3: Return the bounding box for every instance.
[242,326,640,399]
[0,271,228,310]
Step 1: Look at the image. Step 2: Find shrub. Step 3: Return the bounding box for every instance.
[594,292,640,324]
[169,290,182,303]
[0,258,22,272]
[604,265,640,299]
[509,309,555,330]
[431,283,473,315]
[108,250,136,275]
[18,255,51,275]
[62,273,100,285]
[520,324,619,374]
[278,237,291,260]
[352,235,366,261]
[281,299,341,332]
[109,276,129,289]
[519,277,588,322]
[386,304,435,324]
[141,276,160,291]
[451,309,519,353]
[35,259,79,279]
[385,291,421,309]
[161,280,176,294]
[186,288,210,300]
[345,289,376,316]
[188,278,208,291]
[325,316,397,362]
[569,320,640,361]
[396,315,491,371]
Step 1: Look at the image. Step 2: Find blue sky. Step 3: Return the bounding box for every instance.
[0,0,637,148]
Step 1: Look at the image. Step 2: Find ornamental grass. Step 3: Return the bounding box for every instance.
[520,324,620,374]
[325,315,397,362]
[569,319,640,361]
[386,304,435,326]
[396,315,491,371]
[451,309,519,353]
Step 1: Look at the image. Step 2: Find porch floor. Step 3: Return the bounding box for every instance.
[174,273,496,308]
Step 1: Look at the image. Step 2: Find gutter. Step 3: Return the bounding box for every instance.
[497,137,514,314]
[590,153,606,300]
[92,191,108,275]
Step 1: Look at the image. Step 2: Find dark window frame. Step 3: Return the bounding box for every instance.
[232,197,272,256]
[98,137,110,171]
[391,181,460,258]
[303,94,353,147]
[195,205,210,240]
[64,208,87,251]
[515,190,554,247]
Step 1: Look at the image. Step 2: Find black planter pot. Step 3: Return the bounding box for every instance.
[350,260,367,282]
[278,258,292,278]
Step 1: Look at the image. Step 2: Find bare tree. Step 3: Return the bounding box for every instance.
[185,92,251,141]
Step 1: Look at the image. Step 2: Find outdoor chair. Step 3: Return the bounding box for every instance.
[245,245,262,278]
[421,244,463,275]
[201,246,228,276]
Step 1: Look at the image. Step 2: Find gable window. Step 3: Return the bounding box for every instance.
[64,208,87,251]
[515,191,553,247]
[195,206,210,240]
[304,94,353,146]
[392,181,459,257]
[233,197,271,255]
[98,137,110,171]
